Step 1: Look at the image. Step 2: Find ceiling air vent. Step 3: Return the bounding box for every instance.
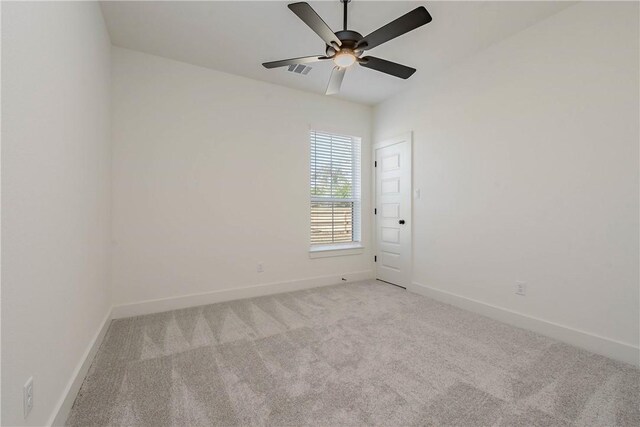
[287,64,312,75]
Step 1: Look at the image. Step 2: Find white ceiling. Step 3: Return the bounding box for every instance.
[101,1,574,105]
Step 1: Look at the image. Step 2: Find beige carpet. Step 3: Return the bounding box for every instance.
[67,280,639,426]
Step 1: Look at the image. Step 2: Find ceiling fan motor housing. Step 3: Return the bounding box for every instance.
[326,30,363,56]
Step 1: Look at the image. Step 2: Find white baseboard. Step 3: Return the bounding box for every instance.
[111,270,374,319]
[48,308,113,426]
[409,282,639,367]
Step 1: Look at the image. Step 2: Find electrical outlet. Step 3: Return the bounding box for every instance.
[257,262,264,273]
[515,281,526,296]
[24,377,33,418]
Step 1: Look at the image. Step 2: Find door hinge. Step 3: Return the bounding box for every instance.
[374,255,377,262]
[374,161,377,167]
[374,208,377,215]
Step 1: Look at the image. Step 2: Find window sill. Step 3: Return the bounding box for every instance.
[309,243,365,259]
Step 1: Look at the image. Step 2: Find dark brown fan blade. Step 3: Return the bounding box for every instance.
[326,66,346,95]
[288,2,342,48]
[262,55,330,69]
[356,6,431,51]
[358,56,416,79]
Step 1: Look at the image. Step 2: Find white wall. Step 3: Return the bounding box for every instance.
[111,47,373,308]
[1,2,112,425]
[374,1,639,362]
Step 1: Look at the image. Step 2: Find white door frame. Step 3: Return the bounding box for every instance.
[372,132,412,288]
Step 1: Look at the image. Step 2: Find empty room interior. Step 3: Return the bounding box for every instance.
[2,0,639,426]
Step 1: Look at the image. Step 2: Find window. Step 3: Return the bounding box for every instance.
[310,130,361,249]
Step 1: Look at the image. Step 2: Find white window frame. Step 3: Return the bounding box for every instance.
[309,129,363,257]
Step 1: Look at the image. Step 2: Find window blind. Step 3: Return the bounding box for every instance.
[310,130,361,246]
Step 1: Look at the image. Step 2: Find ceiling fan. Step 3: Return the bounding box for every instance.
[262,0,432,95]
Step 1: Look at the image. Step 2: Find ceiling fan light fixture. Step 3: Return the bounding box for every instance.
[333,50,356,68]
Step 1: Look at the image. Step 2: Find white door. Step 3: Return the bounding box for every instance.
[375,134,412,288]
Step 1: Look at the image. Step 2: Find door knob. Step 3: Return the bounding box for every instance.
[399,219,405,225]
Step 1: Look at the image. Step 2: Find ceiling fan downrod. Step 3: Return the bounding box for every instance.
[342,0,350,31]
